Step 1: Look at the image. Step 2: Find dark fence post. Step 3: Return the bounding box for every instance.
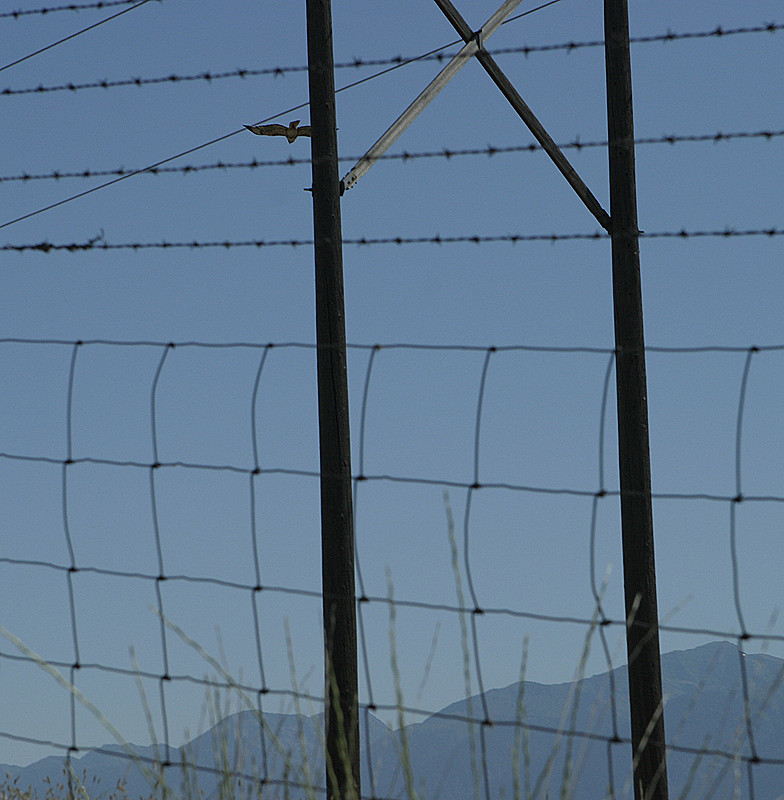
[305,1,360,799]
[604,1,669,798]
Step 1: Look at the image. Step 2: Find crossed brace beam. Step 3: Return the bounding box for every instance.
[341,0,612,234]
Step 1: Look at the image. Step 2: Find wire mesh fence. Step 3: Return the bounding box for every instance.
[2,337,784,800]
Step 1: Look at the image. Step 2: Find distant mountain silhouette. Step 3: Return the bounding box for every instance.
[3,642,783,799]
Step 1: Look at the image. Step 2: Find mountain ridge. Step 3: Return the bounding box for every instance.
[4,641,783,800]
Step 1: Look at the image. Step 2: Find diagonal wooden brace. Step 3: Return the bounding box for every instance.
[340,0,524,193]
[433,0,612,232]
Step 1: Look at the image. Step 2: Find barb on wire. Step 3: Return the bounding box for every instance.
[2,129,782,185]
[4,227,784,254]
[0,0,158,74]
[0,0,147,19]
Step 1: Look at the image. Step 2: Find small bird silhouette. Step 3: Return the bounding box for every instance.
[244,119,311,143]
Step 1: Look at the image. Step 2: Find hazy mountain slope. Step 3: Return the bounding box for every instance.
[4,642,783,800]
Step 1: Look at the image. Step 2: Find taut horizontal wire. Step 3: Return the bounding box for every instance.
[3,336,782,354]
[0,0,158,73]
[2,537,784,639]
[3,227,783,253]
[1,64,305,96]
[2,20,781,95]
[2,129,781,184]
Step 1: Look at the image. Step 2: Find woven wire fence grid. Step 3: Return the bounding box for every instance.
[1,337,784,800]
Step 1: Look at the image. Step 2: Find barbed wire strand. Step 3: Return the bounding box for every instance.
[2,20,780,96]
[0,117,296,232]
[2,64,304,96]
[3,227,783,254]
[0,0,146,20]
[3,128,781,185]
[0,0,158,74]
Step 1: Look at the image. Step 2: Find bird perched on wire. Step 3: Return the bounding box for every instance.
[244,119,311,143]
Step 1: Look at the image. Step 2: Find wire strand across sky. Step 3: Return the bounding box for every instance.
[0,0,160,74]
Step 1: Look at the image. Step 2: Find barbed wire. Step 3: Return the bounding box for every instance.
[2,129,781,184]
[0,0,147,19]
[1,64,307,97]
[4,16,781,232]
[2,20,781,95]
[3,227,782,253]
[0,0,158,74]
[510,19,783,52]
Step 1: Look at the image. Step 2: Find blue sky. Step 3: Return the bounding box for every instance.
[1,0,783,769]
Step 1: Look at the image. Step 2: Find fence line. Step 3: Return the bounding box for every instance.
[2,337,784,799]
